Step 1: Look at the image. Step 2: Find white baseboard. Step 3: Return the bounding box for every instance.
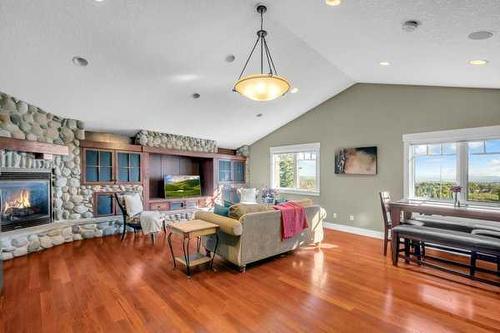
[323,222,384,239]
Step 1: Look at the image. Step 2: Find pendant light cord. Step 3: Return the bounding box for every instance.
[235,5,279,82]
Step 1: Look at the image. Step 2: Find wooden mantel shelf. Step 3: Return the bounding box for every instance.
[0,137,69,159]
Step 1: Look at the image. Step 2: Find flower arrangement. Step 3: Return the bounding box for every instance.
[451,185,462,207]
[261,186,279,204]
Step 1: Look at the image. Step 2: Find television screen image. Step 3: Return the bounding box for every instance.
[164,175,202,198]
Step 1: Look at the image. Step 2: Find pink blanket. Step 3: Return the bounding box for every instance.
[273,202,308,240]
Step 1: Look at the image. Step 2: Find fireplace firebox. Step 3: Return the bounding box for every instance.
[0,171,52,231]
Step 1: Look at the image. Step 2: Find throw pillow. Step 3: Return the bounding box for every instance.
[214,204,229,217]
[124,193,143,217]
[228,203,273,220]
[239,188,257,204]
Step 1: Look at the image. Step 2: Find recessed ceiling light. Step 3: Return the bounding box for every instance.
[469,59,488,65]
[379,61,391,66]
[95,0,105,2]
[468,31,494,40]
[225,54,236,63]
[192,93,201,99]
[325,0,342,6]
[290,87,299,94]
[256,113,263,118]
[402,20,421,32]
[72,56,88,67]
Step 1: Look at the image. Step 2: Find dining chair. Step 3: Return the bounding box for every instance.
[379,191,392,256]
[115,192,164,244]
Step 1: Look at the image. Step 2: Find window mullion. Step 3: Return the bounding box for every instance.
[458,142,468,202]
[295,153,299,190]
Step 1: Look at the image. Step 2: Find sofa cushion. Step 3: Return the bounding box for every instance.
[289,198,314,207]
[228,203,273,220]
[194,211,243,236]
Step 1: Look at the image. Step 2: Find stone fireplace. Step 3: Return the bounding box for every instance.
[0,171,51,231]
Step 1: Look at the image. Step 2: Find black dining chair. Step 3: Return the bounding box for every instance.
[379,191,392,256]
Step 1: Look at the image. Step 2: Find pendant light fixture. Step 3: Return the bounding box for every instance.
[233,5,291,102]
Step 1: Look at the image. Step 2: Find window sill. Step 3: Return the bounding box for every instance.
[278,189,320,197]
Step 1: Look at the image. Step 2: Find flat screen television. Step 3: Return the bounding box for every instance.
[164,175,202,198]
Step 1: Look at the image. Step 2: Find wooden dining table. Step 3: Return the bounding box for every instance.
[389,199,500,264]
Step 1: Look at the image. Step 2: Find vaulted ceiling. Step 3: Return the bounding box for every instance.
[0,1,499,148]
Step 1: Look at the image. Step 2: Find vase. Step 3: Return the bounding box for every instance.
[453,193,460,207]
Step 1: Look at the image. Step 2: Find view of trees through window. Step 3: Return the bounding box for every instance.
[273,151,318,192]
[413,143,456,200]
[412,140,500,203]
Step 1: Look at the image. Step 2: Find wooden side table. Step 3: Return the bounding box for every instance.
[166,219,219,277]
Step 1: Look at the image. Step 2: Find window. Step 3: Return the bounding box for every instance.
[404,126,500,205]
[270,143,320,195]
[412,143,457,200]
[468,140,500,203]
[117,152,141,182]
[85,149,113,182]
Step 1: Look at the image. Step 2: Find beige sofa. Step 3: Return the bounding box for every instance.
[195,204,325,271]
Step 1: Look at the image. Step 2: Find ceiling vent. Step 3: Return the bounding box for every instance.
[402,20,421,32]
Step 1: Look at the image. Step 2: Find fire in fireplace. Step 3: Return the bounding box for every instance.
[0,171,51,231]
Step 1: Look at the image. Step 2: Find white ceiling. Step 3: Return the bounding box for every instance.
[0,1,499,148]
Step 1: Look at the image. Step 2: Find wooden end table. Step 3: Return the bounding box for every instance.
[166,219,219,277]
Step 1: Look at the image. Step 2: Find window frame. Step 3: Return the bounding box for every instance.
[270,143,320,196]
[403,126,500,206]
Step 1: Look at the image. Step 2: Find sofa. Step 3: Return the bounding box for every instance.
[194,202,325,271]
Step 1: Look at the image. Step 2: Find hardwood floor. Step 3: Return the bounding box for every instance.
[1,229,499,333]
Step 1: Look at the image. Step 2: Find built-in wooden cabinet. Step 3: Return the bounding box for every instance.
[82,147,142,185]
[81,139,246,213]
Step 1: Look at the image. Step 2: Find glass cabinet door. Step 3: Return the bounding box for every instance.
[117,152,141,182]
[232,161,245,183]
[85,149,113,182]
[218,160,232,182]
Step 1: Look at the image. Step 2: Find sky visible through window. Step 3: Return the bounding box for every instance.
[414,140,500,183]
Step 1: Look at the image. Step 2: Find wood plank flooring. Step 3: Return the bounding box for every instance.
[1,229,499,333]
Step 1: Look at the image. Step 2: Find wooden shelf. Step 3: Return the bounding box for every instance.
[149,196,210,203]
[174,253,212,267]
[0,137,69,158]
[143,146,246,160]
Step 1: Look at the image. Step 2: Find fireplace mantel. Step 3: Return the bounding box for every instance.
[0,137,69,159]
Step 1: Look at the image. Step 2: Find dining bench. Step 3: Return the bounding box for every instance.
[392,223,500,285]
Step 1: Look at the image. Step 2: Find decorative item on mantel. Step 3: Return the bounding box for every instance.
[451,185,462,207]
[134,130,217,153]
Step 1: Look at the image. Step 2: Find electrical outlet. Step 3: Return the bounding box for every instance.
[332,212,337,219]
[349,215,355,221]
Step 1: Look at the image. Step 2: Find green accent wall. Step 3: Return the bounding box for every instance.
[249,84,500,232]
